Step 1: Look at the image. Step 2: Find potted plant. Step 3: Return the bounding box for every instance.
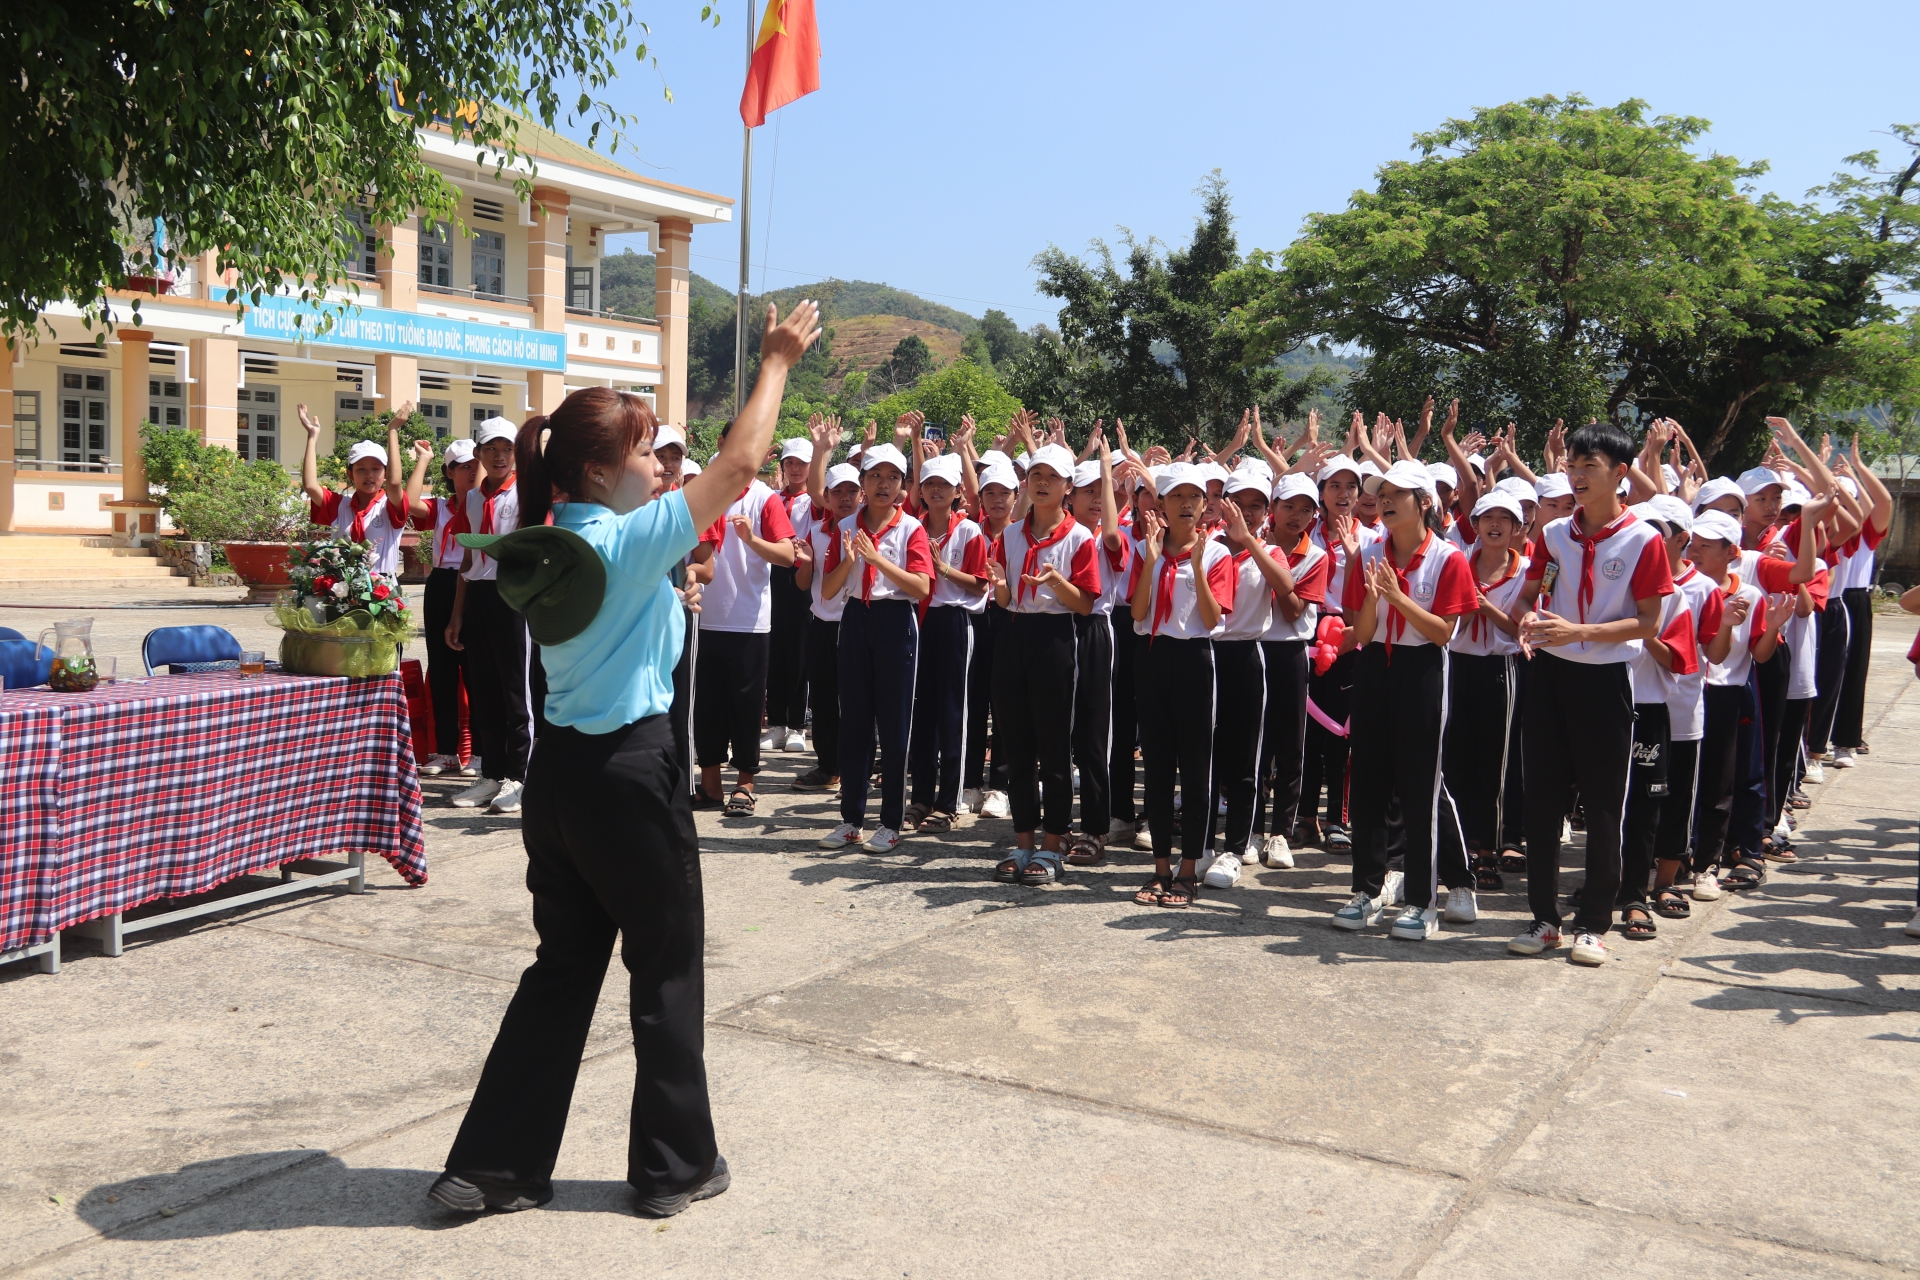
[271,538,411,677]
[143,425,307,600]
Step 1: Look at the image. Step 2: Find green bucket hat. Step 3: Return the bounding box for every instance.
[456,525,606,645]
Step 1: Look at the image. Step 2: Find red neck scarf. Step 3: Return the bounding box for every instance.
[1015,511,1077,604]
[860,504,903,602]
[475,473,517,566]
[348,490,384,543]
[1152,539,1198,636]
[1381,530,1436,651]
[437,494,471,562]
[1467,543,1521,645]
[1566,506,1633,623]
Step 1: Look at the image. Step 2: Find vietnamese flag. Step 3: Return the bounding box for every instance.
[739,0,821,128]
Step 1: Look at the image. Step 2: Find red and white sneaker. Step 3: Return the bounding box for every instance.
[1507,921,1563,956]
[1569,931,1609,966]
[818,822,862,850]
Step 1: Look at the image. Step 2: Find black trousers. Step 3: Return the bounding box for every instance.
[765,566,811,730]
[1656,737,1700,867]
[1730,669,1767,857]
[1806,599,1852,755]
[1350,643,1465,909]
[1522,653,1634,934]
[1254,639,1309,840]
[1301,646,1357,828]
[1755,646,1790,828]
[424,567,467,757]
[445,714,715,1196]
[1619,702,1672,906]
[1209,639,1266,857]
[1072,612,1115,837]
[805,616,842,777]
[1501,656,1530,852]
[1771,699,1810,827]
[1834,588,1874,748]
[463,579,535,781]
[1440,652,1518,856]
[909,605,973,813]
[1110,621,1139,823]
[838,599,918,832]
[965,607,1007,792]
[993,611,1078,836]
[670,609,694,791]
[694,630,769,775]
[1692,684,1747,873]
[1137,635,1215,863]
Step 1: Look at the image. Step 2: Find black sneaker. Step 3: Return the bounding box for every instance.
[793,767,838,792]
[633,1155,731,1218]
[427,1172,553,1214]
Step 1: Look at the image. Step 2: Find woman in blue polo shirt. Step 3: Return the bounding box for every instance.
[431,301,822,1222]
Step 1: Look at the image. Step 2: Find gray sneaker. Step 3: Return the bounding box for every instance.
[427,1172,552,1213]
[1332,892,1385,931]
[634,1155,731,1218]
[1390,905,1440,940]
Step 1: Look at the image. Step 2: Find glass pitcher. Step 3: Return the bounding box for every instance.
[37,617,98,691]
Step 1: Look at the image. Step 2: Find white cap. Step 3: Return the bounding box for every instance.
[1466,454,1488,474]
[1661,463,1681,490]
[1234,458,1276,487]
[1780,480,1814,510]
[861,443,909,475]
[1155,464,1206,498]
[1273,473,1318,504]
[1225,471,1270,499]
[1535,473,1573,500]
[654,424,687,454]
[978,449,1010,470]
[346,440,388,468]
[977,461,1018,491]
[1071,460,1103,489]
[1692,509,1744,545]
[1616,477,1632,496]
[1317,456,1361,485]
[824,462,861,489]
[1495,476,1536,505]
[1470,491,1526,524]
[1136,465,1163,492]
[1365,458,1437,503]
[1737,466,1786,497]
[474,417,516,446]
[1837,475,1860,498]
[1427,462,1460,491]
[780,438,814,463]
[1013,450,1032,470]
[441,439,476,466]
[1691,476,1746,513]
[1195,461,1230,489]
[1643,494,1693,535]
[1027,443,1076,479]
[681,457,702,477]
[1358,459,1384,480]
[920,455,963,487]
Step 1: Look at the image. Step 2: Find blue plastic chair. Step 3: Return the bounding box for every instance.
[0,639,56,689]
[0,626,24,642]
[142,625,244,676]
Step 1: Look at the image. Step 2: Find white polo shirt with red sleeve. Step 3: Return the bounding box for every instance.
[1658,565,1722,740]
[926,514,991,613]
[1449,545,1531,658]
[1524,509,1674,664]
[1310,517,1383,618]
[313,489,410,575]
[997,513,1102,616]
[1213,538,1277,641]
[1261,540,1330,643]
[781,489,815,540]
[462,475,522,583]
[698,479,797,634]
[414,495,470,570]
[1089,533,1133,619]
[1705,572,1768,688]
[1126,537,1238,640]
[836,505,935,607]
[806,520,853,623]
[1345,531,1479,651]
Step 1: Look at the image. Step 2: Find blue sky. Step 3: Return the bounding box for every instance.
[586,0,1916,327]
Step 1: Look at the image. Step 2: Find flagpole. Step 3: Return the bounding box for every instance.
[733,0,754,419]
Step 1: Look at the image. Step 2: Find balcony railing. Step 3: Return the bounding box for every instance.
[422,283,529,306]
[16,458,125,475]
[566,307,657,327]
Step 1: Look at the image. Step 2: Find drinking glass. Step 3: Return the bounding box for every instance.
[98,656,117,684]
[238,650,267,678]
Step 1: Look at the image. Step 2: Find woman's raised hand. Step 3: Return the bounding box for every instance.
[759,300,822,368]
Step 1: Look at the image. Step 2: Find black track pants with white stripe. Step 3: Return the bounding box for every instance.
[1110,620,1139,823]
[1071,612,1115,837]
[1254,639,1309,841]
[1523,652,1634,935]
[1439,651,1517,857]
[1136,635,1216,864]
[837,600,918,833]
[992,611,1078,836]
[1208,639,1266,858]
[909,605,973,814]
[1349,641,1463,909]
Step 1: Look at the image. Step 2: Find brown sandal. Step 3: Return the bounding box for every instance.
[1064,834,1105,866]
[1133,877,1166,906]
[1159,877,1199,908]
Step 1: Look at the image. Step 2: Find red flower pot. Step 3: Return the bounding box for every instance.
[222,541,292,602]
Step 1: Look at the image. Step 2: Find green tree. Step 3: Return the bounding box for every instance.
[324,410,441,492]
[863,359,1024,441]
[3,0,712,339]
[1032,172,1331,448]
[979,309,1033,369]
[872,334,934,395]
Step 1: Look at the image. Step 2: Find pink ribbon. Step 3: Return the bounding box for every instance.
[1306,697,1349,738]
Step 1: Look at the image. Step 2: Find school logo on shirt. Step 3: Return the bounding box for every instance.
[1601,556,1626,581]
[1412,582,1434,602]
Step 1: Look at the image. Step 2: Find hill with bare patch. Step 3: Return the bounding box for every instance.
[827,315,967,390]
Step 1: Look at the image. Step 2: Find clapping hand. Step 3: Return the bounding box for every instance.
[850,528,881,565]
[1136,508,1166,563]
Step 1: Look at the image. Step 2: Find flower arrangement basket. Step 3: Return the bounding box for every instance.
[270,537,412,678]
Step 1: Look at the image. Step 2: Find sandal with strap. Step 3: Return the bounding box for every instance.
[1134,877,1167,906]
[1499,847,1527,875]
[1159,876,1200,908]
[1619,904,1658,940]
[1653,887,1692,919]
[903,802,932,829]
[994,849,1029,884]
[919,810,954,833]
[1473,851,1504,892]
[1721,857,1767,891]
[1324,824,1352,854]
[1019,850,1065,886]
[1064,834,1105,866]
[724,788,756,815]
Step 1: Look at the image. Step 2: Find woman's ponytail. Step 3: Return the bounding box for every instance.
[511,390,658,526]
[515,414,553,528]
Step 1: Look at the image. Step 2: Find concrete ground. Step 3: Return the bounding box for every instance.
[3,583,1918,1279]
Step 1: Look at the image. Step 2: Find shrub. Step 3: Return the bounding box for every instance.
[141,422,304,542]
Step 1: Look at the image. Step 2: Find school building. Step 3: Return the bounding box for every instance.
[0,117,732,536]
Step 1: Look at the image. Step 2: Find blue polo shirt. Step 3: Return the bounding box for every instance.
[541,493,697,733]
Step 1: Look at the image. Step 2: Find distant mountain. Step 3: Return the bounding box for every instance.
[595,248,981,336]
[598,249,734,318]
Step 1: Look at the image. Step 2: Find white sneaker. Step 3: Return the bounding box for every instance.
[1569,930,1608,966]
[1332,892,1387,931]
[784,729,807,752]
[961,787,985,813]
[1390,905,1440,940]
[1261,834,1294,868]
[1203,851,1242,889]
[457,756,481,777]
[1195,847,1218,876]
[1832,748,1856,769]
[819,823,862,850]
[488,779,524,814]
[1906,907,1920,939]
[451,778,502,809]
[981,790,1011,819]
[863,827,902,853]
[1108,817,1137,842]
[1133,824,1154,851]
[1508,921,1563,955]
[1691,870,1723,901]
[1772,817,1793,844]
[1443,885,1478,924]
[420,753,458,776]
[954,797,973,816]
[1383,870,1405,906]
[1802,759,1826,785]
[760,725,785,750]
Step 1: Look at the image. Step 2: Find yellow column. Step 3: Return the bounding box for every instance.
[377,354,419,419]
[0,343,14,532]
[527,186,570,415]
[118,329,153,499]
[377,217,418,312]
[192,336,239,449]
[655,217,692,427]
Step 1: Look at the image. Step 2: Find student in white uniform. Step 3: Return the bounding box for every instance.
[906,453,991,831]
[406,438,481,777]
[1251,472,1331,870]
[792,462,861,792]
[296,400,413,575]
[1064,446,1131,865]
[764,436,816,754]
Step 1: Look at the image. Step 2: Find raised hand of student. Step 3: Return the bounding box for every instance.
[1023,564,1070,598]
[810,412,842,452]
[1144,444,1172,467]
[955,414,977,448]
[1219,493,1253,547]
[862,418,879,453]
[895,411,923,453]
[1137,508,1165,563]
[298,403,322,438]
[1328,509,1359,560]
[1764,593,1796,633]
[851,527,882,565]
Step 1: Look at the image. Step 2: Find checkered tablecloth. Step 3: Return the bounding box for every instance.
[0,670,428,954]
